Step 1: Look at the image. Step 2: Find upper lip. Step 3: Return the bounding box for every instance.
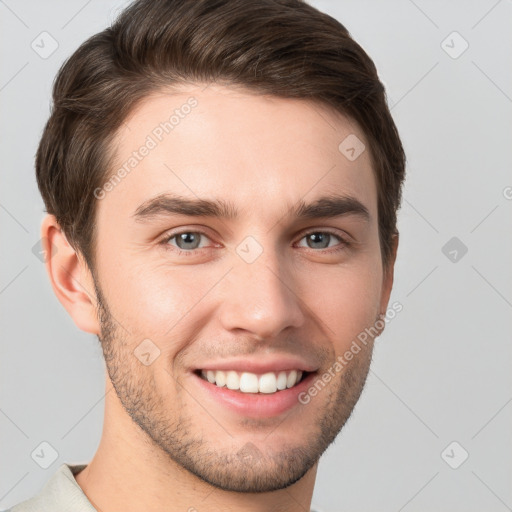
[193,356,318,374]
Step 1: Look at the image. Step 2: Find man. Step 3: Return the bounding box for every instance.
[9,0,405,510]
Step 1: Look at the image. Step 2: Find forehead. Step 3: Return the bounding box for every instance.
[99,83,377,225]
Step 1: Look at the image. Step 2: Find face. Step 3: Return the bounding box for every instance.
[90,83,394,492]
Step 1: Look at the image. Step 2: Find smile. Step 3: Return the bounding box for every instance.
[197,369,307,394]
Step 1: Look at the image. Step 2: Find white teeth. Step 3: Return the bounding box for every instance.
[215,370,226,387]
[276,371,288,390]
[259,372,277,393]
[239,372,259,393]
[286,370,297,389]
[200,369,305,394]
[226,371,239,390]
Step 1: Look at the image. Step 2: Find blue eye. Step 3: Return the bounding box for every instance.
[160,229,348,256]
[164,231,211,252]
[298,231,344,250]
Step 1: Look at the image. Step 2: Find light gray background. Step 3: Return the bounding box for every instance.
[1,1,511,510]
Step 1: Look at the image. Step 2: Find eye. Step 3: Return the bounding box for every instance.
[162,231,213,252]
[296,231,346,251]
[159,229,348,256]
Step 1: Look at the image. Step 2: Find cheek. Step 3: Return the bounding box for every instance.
[104,259,224,340]
[299,263,382,351]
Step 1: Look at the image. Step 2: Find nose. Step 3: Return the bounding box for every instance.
[218,249,305,340]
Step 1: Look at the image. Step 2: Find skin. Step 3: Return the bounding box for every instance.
[43,83,398,512]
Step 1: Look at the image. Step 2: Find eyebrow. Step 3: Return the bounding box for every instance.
[132,193,370,223]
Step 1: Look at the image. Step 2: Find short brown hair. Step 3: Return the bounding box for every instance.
[36,0,406,271]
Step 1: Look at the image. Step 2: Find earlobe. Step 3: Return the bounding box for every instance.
[41,214,100,335]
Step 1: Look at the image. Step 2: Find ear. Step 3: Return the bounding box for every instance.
[41,214,100,335]
[379,232,399,316]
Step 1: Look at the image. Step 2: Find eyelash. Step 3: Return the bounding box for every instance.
[159,229,349,256]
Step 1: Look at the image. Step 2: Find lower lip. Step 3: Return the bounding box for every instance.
[192,371,316,418]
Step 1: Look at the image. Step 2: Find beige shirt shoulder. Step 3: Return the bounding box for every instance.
[5,464,96,512]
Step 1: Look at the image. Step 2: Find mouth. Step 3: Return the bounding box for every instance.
[194,368,310,394]
[190,357,320,418]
